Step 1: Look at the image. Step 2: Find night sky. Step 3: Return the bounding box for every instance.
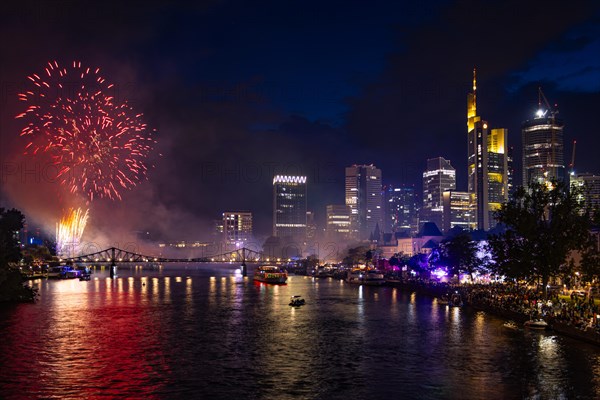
[1,0,599,242]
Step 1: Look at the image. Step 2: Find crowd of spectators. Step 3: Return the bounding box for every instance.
[406,279,600,335]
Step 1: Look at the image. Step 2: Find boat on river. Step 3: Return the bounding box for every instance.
[450,293,463,307]
[524,319,549,330]
[363,270,386,286]
[289,295,305,307]
[253,265,287,284]
[503,320,519,330]
[346,269,385,285]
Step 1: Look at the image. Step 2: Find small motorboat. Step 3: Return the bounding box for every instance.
[524,319,549,330]
[450,293,463,307]
[503,320,519,330]
[289,295,305,307]
[437,295,449,305]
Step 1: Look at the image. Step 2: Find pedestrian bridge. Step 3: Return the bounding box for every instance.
[62,247,286,278]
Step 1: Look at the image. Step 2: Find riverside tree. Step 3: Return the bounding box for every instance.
[0,208,36,302]
[487,180,591,297]
[439,232,481,282]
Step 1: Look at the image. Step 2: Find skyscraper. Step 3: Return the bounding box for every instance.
[326,204,352,241]
[522,90,565,189]
[571,173,600,211]
[223,212,253,248]
[422,157,456,231]
[467,69,509,230]
[384,184,419,234]
[273,175,307,239]
[442,190,476,232]
[345,165,382,241]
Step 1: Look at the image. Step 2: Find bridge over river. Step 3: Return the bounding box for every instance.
[63,247,283,278]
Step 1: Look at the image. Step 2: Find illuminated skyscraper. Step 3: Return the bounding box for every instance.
[467,69,509,230]
[442,190,476,232]
[273,175,307,239]
[345,165,382,241]
[223,211,252,247]
[326,204,352,241]
[522,91,565,189]
[384,184,419,234]
[422,157,455,231]
[571,173,600,211]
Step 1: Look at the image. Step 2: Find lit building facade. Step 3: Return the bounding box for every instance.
[345,165,382,240]
[306,211,317,240]
[571,173,600,211]
[422,157,455,231]
[442,190,476,232]
[326,204,352,241]
[384,184,419,234]
[273,175,307,239]
[223,211,252,247]
[522,103,565,189]
[467,69,509,230]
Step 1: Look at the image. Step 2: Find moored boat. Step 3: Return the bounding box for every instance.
[450,293,463,307]
[253,265,287,284]
[503,320,519,330]
[524,319,549,330]
[363,270,386,286]
[346,269,363,284]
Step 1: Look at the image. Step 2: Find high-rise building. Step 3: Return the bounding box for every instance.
[306,211,317,240]
[223,212,252,247]
[422,157,456,231]
[467,69,509,231]
[507,145,515,198]
[571,173,600,211]
[522,91,565,189]
[384,184,419,234]
[442,191,476,232]
[326,204,352,241]
[345,165,382,240]
[273,175,307,239]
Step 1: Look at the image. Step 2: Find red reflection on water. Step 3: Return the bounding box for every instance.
[0,278,171,399]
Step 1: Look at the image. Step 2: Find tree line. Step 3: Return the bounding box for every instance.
[341,180,600,297]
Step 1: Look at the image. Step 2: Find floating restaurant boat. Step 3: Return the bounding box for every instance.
[253,265,287,284]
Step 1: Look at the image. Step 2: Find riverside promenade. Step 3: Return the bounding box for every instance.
[398,279,600,346]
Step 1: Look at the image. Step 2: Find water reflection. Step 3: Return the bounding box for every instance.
[1,266,599,399]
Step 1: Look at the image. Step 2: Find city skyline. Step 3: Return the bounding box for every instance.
[0,0,599,242]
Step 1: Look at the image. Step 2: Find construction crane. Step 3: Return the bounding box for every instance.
[538,87,558,119]
[569,140,577,176]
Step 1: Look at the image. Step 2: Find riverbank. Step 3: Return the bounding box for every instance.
[395,279,600,346]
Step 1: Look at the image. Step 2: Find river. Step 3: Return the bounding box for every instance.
[1,263,599,399]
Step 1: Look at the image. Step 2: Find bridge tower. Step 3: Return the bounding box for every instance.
[241,247,247,276]
[109,247,117,279]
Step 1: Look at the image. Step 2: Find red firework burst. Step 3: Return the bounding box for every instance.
[16,61,156,201]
